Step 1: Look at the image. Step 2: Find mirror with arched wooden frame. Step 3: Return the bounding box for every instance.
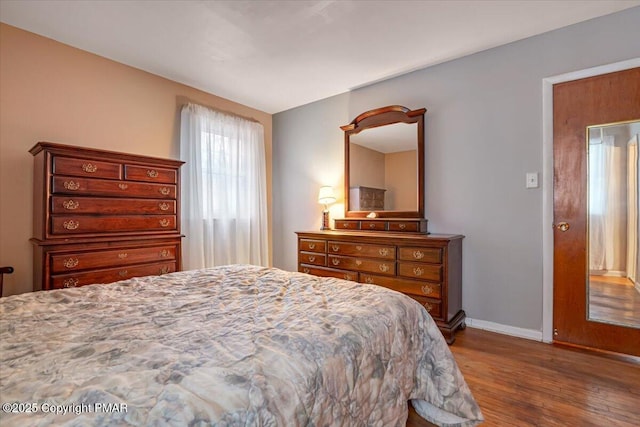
[341,105,426,218]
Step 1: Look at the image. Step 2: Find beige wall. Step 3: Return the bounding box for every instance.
[385,150,417,211]
[0,23,272,295]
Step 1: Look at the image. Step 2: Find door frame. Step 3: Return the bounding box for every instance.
[541,57,640,343]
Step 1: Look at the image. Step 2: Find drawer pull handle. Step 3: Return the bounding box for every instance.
[160,249,171,257]
[303,267,310,274]
[158,202,170,211]
[63,220,79,230]
[365,277,374,284]
[332,258,340,266]
[344,274,353,280]
[331,245,340,252]
[413,251,425,260]
[147,169,159,178]
[63,258,79,268]
[63,278,79,288]
[118,270,128,277]
[82,163,98,173]
[160,266,170,274]
[159,219,171,227]
[399,224,406,230]
[118,183,129,190]
[63,180,80,191]
[308,256,316,262]
[379,248,389,256]
[63,199,79,210]
[308,243,316,249]
[342,223,350,228]
[424,302,433,312]
[379,264,390,273]
[355,259,362,266]
[369,223,376,228]
[118,253,128,259]
[421,284,433,295]
[356,245,362,251]
[413,267,424,276]
[159,187,171,195]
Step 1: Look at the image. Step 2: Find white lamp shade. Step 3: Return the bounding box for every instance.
[318,186,336,205]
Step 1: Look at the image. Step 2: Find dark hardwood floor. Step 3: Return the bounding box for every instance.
[589,276,640,328]
[407,328,640,426]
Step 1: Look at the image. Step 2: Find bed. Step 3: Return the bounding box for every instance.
[0,265,483,426]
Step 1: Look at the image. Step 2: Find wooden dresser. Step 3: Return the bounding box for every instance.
[296,228,465,343]
[30,142,184,291]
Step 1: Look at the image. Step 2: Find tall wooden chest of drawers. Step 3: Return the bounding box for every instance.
[296,229,465,343]
[30,142,184,291]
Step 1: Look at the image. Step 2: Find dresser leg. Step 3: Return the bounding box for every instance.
[436,310,466,345]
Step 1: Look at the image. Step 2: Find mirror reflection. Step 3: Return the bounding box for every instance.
[588,120,640,328]
[349,122,418,212]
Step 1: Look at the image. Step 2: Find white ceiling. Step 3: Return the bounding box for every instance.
[1,0,638,114]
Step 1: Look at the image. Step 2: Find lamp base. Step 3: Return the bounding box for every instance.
[321,210,331,230]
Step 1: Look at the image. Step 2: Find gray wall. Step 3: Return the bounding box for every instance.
[272,7,640,332]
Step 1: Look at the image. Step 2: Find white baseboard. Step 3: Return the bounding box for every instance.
[466,318,543,342]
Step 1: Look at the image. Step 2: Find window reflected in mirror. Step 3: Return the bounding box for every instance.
[587,120,640,329]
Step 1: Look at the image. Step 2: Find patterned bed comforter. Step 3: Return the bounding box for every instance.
[0,265,483,426]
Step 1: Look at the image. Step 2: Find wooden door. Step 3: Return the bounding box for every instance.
[553,67,640,356]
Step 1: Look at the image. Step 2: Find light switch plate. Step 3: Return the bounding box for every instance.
[526,172,539,189]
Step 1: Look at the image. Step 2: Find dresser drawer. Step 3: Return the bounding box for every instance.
[51,215,176,235]
[53,156,122,180]
[298,252,326,266]
[299,265,358,282]
[361,221,386,231]
[52,261,176,289]
[299,239,326,253]
[360,274,441,298]
[124,165,177,184]
[50,245,177,273]
[409,295,443,319]
[52,176,176,199]
[398,247,442,264]
[388,221,420,232]
[51,196,176,215]
[398,262,442,282]
[327,241,395,259]
[328,255,395,276]
[334,220,360,230]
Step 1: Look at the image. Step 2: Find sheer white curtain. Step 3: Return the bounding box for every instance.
[589,135,620,272]
[180,103,268,270]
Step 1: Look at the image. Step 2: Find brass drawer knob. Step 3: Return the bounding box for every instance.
[369,223,376,228]
[308,243,316,249]
[159,187,171,195]
[147,169,159,178]
[413,250,425,260]
[160,266,170,274]
[63,180,80,191]
[332,258,340,266]
[355,259,362,266]
[424,302,433,312]
[63,278,79,288]
[159,219,171,227]
[331,245,340,252]
[303,268,310,274]
[399,224,406,230]
[160,249,171,257]
[82,163,98,173]
[421,284,433,295]
[379,248,389,256]
[158,202,170,211]
[63,258,79,269]
[63,199,79,210]
[365,277,374,284]
[118,253,128,259]
[356,245,362,251]
[308,256,316,262]
[118,183,129,190]
[118,270,128,277]
[379,264,390,272]
[344,274,353,280]
[63,220,79,230]
[413,267,424,276]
